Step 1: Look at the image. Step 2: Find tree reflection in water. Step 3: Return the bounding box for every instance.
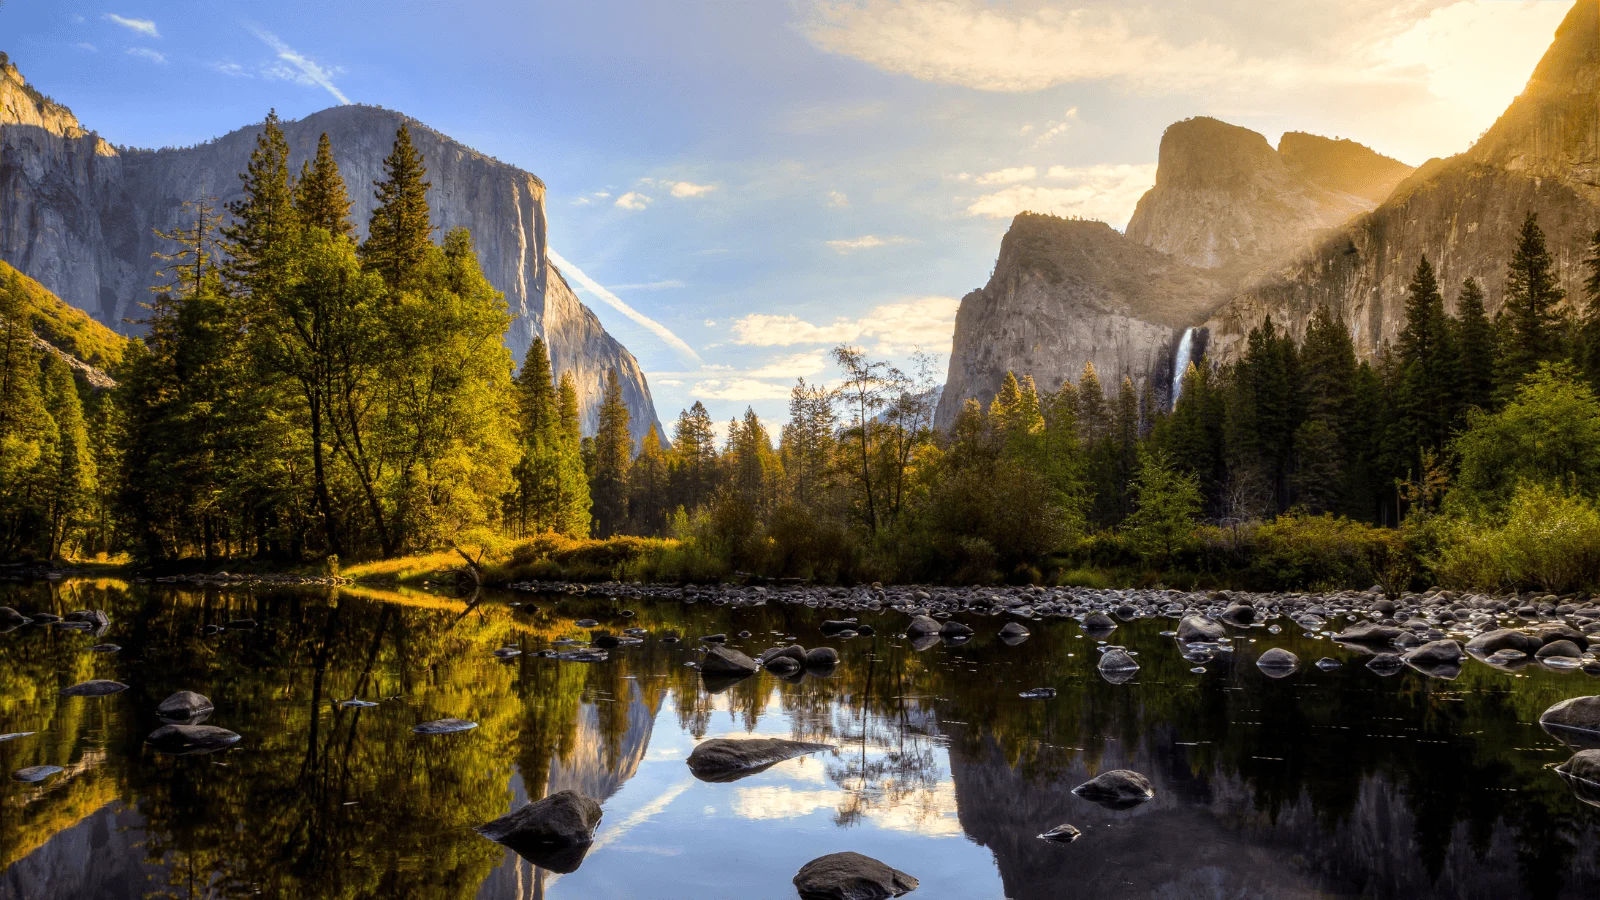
[1,580,1598,900]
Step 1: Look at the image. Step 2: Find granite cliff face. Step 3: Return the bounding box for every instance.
[0,57,661,441]
[940,0,1596,421]
[1125,118,1410,272]
[1204,0,1599,362]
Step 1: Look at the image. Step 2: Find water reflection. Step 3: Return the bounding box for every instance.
[0,580,1598,899]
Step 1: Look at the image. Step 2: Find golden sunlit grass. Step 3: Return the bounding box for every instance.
[341,533,686,585]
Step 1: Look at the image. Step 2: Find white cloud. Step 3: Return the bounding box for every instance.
[105,14,159,38]
[825,234,911,253]
[250,25,349,105]
[548,249,703,365]
[826,191,850,208]
[966,166,1037,186]
[615,191,653,210]
[746,351,831,380]
[126,47,166,64]
[966,163,1157,229]
[668,181,717,198]
[690,378,797,401]
[1034,107,1079,145]
[731,296,960,355]
[211,62,249,77]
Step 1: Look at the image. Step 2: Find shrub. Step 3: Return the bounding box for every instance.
[1434,482,1600,592]
[1249,514,1413,592]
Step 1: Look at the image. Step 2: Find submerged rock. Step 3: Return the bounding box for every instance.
[1072,769,1155,810]
[1315,657,1343,671]
[1333,621,1402,643]
[156,691,214,721]
[1557,750,1600,807]
[1097,648,1140,673]
[554,648,608,662]
[413,718,478,735]
[793,852,919,900]
[1019,687,1057,700]
[938,621,974,638]
[477,790,603,874]
[0,607,26,626]
[1000,622,1031,641]
[1037,823,1081,843]
[146,724,241,755]
[686,737,832,782]
[0,732,35,743]
[806,647,840,669]
[13,765,63,783]
[60,679,127,697]
[1366,653,1404,675]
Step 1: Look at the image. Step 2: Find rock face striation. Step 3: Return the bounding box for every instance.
[939,0,1597,425]
[0,56,661,441]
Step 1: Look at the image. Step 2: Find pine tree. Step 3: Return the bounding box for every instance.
[626,425,672,535]
[295,132,354,239]
[0,276,55,558]
[1123,446,1202,569]
[39,357,92,559]
[780,379,836,508]
[1292,304,1360,515]
[223,110,298,297]
[553,371,591,536]
[671,401,718,513]
[1163,361,1228,515]
[1577,232,1600,389]
[1453,277,1497,415]
[362,124,433,290]
[589,370,631,536]
[1076,362,1109,443]
[1498,212,1565,394]
[1226,317,1300,513]
[1396,256,1458,462]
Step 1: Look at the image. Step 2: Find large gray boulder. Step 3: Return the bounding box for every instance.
[1097,649,1139,673]
[686,737,832,782]
[146,724,241,755]
[1256,648,1300,676]
[904,616,941,637]
[1541,696,1600,743]
[1466,629,1542,655]
[1402,640,1464,664]
[157,691,214,721]
[1557,749,1600,807]
[701,645,759,676]
[1082,612,1117,632]
[1333,621,1402,643]
[793,852,918,899]
[1177,615,1226,642]
[1072,769,1155,809]
[477,790,603,874]
[60,679,128,697]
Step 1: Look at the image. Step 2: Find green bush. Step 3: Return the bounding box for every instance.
[1434,482,1600,593]
[1248,514,1413,592]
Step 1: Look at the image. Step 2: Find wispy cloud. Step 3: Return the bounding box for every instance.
[105,14,159,38]
[745,351,831,380]
[549,249,702,365]
[956,166,1037,186]
[730,296,959,355]
[250,25,349,104]
[76,43,98,53]
[826,191,850,208]
[210,61,250,77]
[825,234,911,253]
[613,280,687,291]
[1033,107,1079,146]
[126,47,166,64]
[615,191,653,210]
[648,179,717,198]
[688,378,797,402]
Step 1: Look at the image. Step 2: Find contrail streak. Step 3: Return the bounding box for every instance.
[548,249,702,366]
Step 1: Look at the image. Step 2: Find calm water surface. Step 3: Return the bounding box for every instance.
[1,579,1598,899]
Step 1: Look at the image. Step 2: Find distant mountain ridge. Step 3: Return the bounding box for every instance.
[0,260,122,389]
[0,55,662,442]
[938,0,1599,427]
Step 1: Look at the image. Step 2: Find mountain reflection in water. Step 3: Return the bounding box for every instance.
[1,580,1598,899]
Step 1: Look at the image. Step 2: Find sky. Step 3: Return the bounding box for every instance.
[0,0,1577,433]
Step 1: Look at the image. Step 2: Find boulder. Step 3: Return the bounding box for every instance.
[1333,621,1403,643]
[764,656,802,675]
[1037,824,1081,843]
[793,852,918,900]
[477,790,603,874]
[1541,696,1600,741]
[1366,653,1404,674]
[13,765,63,784]
[1219,604,1257,625]
[1097,648,1139,673]
[1535,625,1590,650]
[0,607,26,626]
[999,622,1031,640]
[1072,769,1155,809]
[156,691,214,721]
[146,724,241,755]
[904,616,941,637]
[805,647,840,669]
[1082,612,1117,632]
[62,609,110,629]
[1537,640,1584,660]
[1256,648,1299,675]
[1177,615,1226,643]
[686,737,832,782]
[1466,629,1541,655]
[938,621,974,638]
[413,718,478,734]
[60,679,128,697]
[701,645,759,677]
[761,645,808,667]
[1401,640,1464,664]
[821,619,859,635]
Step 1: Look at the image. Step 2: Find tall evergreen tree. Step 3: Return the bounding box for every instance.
[1575,229,1600,390]
[626,424,672,535]
[590,370,632,536]
[1396,256,1458,460]
[223,110,298,297]
[1497,212,1565,394]
[1292,305,1359,514]
[362,124,433,290]
[295,132,355,239]
[39,356,93,559]
[780,378,836,509]
[1076,362,1109,443]
[1453,277,1497,415]
[671,401,717,514]
[1226,317,1300,513]
[553,372,591,536]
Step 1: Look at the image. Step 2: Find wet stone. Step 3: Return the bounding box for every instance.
[413,718,478,735]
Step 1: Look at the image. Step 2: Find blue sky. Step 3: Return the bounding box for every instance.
[1,0,1574,432]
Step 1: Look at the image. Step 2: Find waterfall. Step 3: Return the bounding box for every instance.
[1171,327,1198,409]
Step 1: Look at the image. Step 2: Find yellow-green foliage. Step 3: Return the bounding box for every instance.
[1247,513,1413,593]
[0,261,127,369]
[1434,482,1600,592]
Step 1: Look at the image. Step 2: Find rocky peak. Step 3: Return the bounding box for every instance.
[1125,117,1412,271]
[0,53,89,139]
[1467,0,1597,194]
